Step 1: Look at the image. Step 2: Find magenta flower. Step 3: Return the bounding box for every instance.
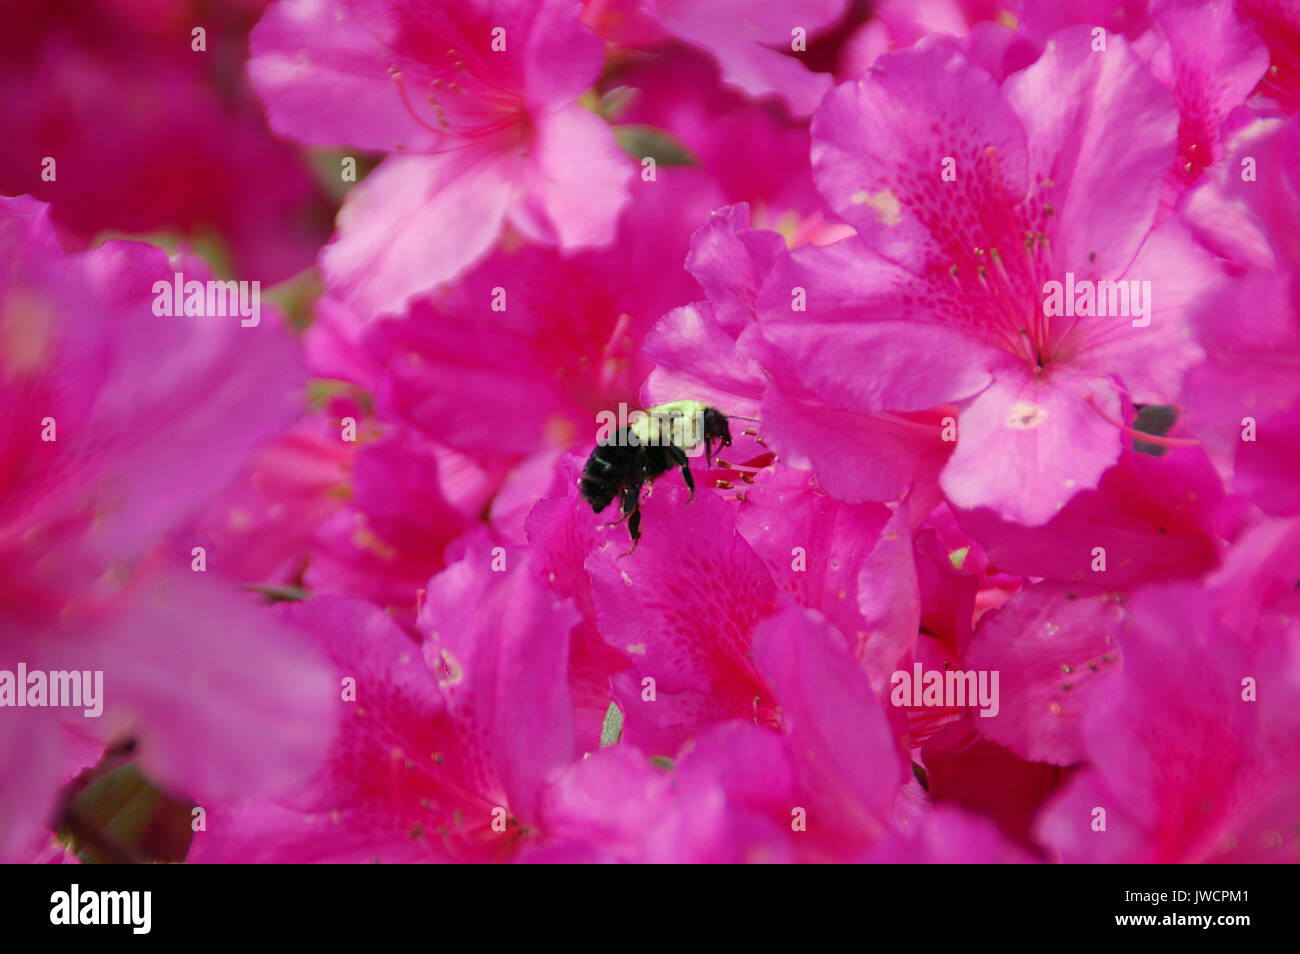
[192,547,581,862]
[1037,530,1300,862]
[1136,0,1268,200]
[756,30,1215,524]
[538,602,907,862]
[0,197,335,856]
[585,482,780,753]
[13,0,1300,870]
[251,0,634,317]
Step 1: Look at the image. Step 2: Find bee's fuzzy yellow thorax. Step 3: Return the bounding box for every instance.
[630,400,707,450]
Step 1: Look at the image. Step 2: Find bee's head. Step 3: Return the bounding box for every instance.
[702,407,732,448]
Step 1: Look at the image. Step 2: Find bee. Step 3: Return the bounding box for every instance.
[579,400,733,553]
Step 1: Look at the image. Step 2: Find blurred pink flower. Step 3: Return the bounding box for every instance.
[0,0,331,283]
[0,197,335,856]
[251,0,634,317]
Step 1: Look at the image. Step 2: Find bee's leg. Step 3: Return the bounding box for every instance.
[618,508,642,558]
[667,445,694,502]
[602,484,640,527]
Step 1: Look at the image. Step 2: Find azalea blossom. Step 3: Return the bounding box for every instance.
[0,197,335,857]
[251,0,634,318]
[753,29,1215,525]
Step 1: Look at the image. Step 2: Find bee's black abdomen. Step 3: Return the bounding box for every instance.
[580,475,617,513]
[580,437,639,513]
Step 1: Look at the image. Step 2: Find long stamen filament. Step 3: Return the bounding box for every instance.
[1083,394,1200,448]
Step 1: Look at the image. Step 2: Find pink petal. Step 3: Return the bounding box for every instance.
[753,601,905,850]
[249,0,438,151]
[419,546,579,820]
[586,483,778,753]
[940,367,1123,525]
[956,443,1229,589]
[1003,26,1177,277]
[735,468,918,691]
[865,804,1038,863]
[649,0,846,116]
[812,39,1028,270]
[321,150,516,319]
[521,103,633,249]
[964,583,1123,765]
[78,570,339,804]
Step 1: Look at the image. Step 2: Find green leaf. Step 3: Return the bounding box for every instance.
[1133,404,1178,457]
[595,85,638,121]
[243,582,311,603]
[600,702,623,748]
[65,764,158,863]
[613,125,698,166]
[58,761,192,864]
[648,756,675,771]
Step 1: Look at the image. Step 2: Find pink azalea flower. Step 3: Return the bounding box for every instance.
[734,465,921,692]
[537,602,907,862]
[585,481,780,753]
[1134,0,1269,202]
[192,548,580,862]
[535,449,914,767]
[756,30,1216,524]
[0,197,335,855]
[250,0,634,317]
[1036,532,1300,861]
